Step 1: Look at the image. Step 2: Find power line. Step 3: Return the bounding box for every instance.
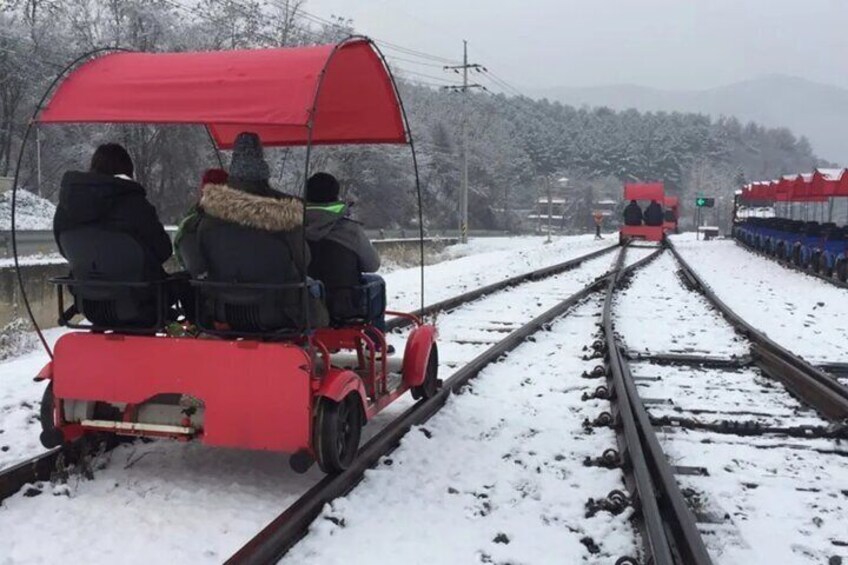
[392,66,461,85]
[383,54,447,69]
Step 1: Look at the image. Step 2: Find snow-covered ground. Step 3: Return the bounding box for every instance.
[284,300,639,565]
[671,234,848,363]
[616,252,746,357]
[2,236,843,564]
[386,234,613,311]
[0,235,622,563]
[0,235,612,473]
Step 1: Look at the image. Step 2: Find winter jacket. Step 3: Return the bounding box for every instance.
[644,202,664,226]
[623,201,643,226]
[197,183,329,328]
[198,183,310,275]
[305,202,380,272]
[53,171,172,271]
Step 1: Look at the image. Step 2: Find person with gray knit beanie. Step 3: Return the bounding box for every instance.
[228,132,273,196]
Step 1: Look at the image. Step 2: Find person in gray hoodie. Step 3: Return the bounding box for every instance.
[304,172,387,339]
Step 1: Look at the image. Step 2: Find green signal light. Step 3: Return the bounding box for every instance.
[695,197,715,207]
[696,198,706,206]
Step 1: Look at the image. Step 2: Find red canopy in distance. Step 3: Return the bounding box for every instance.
[37,39,406,149]
[624,182,665,202]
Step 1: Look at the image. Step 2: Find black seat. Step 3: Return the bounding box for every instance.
[308,239,378,324]
[195,220,311,333]
[57,227,166,329]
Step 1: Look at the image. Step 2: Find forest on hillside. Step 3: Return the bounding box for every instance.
[0,0,826,232]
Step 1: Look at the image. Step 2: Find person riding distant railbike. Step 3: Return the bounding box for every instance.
[623,200,643,226]
[644,199,664,226]
[304,172,388,343]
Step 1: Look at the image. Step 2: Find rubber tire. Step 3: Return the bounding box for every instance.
[314,393,363,474]
[836,259,847,282]
[39,382,64,448]
[411,346,440,401]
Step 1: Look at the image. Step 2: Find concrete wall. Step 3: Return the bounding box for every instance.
[0,262,70,331]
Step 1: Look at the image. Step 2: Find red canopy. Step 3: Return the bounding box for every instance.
[811,168,845,198]
[624,182,664,201]
[775,177,795,201]
[664,195,679,208]
[37,39,406,149]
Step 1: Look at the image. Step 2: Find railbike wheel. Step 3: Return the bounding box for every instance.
[411,346,440,401]
[837,259,847,282]
[809,252,820,272]
[314,393,363,474]
[39,382,64,448]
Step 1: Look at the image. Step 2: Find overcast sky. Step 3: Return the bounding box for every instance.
[307,0,848,92]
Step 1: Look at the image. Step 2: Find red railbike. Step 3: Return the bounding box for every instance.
[620,182,666,243]
[18,38,438,474]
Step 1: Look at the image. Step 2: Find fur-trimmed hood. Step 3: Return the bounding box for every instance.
[199,183,303,232]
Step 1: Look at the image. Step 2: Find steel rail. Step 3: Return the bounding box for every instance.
[668,239,848,420]
[733,238,848,291]
[602,246,713,565]
[0,244,618,504]
[226,246,664,564]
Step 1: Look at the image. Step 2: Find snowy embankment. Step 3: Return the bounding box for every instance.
[615,250,848,564]
[671,234,848,363]
[0,189,55,230]
[0,235,622,564]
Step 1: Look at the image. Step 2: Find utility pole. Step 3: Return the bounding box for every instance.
[443,41,484,243]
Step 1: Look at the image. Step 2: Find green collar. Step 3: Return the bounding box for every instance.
[307,202,346,214]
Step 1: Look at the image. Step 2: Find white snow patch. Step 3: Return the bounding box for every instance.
[0,189,56,230]
[671,234,848,363]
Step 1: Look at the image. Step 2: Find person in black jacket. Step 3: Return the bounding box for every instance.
[53,143,172,275]
[644,199,664,226]
[304,172,389,348]
[623,200,643,226]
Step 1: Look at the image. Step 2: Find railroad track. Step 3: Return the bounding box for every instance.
[668,239,848,420]
[0,244,621,504]
[3,244,656,564]
[592,243,848,564]
[227,245,664,563]
[4,241,844,564]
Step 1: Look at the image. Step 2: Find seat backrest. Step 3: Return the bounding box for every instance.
[197,219,305,332]
[59,227,160,328]
[308,238,363,321]
[177,230,206,276]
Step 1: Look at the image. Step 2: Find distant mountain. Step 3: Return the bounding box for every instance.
[536,75,848,165]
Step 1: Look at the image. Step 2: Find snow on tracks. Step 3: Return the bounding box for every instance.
[282,300,639,565]
[615,252,746,358]
[671,235,848,363]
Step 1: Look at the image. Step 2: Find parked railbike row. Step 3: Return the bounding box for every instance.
[733,218,848,280]
[733,168,848,282]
